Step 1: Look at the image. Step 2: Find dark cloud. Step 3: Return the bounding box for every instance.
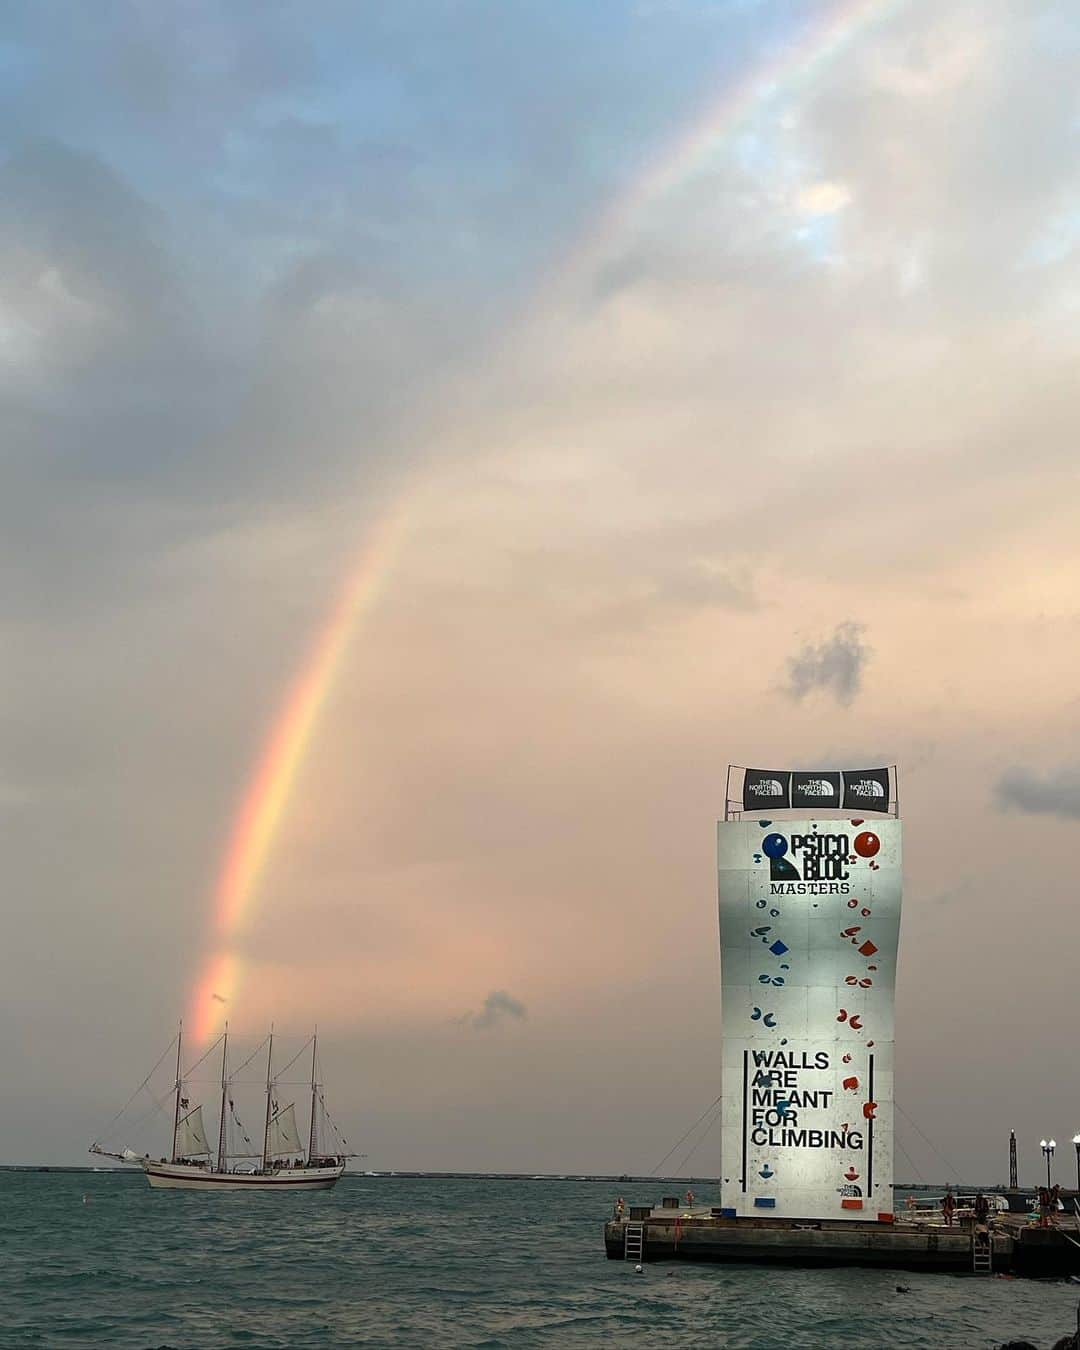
[0,141,236,619]
[784,622,870,707]
[462,991,528,1031]
[995,766,1080,820]
[0,135,471,624]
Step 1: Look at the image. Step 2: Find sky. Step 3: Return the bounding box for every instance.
[2,0,1079,1185]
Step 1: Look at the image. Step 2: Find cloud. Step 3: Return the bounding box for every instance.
[461,990,528,1031]
[796,181,853,216]
[0,134,479,627]
[654,560,757,611]
[3,0,1080,1184]
[784,623,870,707]
[995,767,1080,820]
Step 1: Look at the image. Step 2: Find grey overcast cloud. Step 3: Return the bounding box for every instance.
[1,0,1078,1184]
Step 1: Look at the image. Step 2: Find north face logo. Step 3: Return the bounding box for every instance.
[747,779,784,796]
[849,779,885,798]
[801,779,836,797]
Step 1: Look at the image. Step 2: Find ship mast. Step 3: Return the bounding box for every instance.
[308,1028,318,1163]
[216,1023,229,1173]
[261,1026,274,1173]
[170,1021,184,1163]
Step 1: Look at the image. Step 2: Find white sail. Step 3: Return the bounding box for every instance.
[267,1101,303,1156]
[175,1104,210,1158]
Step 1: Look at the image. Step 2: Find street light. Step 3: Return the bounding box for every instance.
[1072,1134,1080,1192]
[1040,1138,1056,1190]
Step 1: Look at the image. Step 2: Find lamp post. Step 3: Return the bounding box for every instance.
[1072,1135,1080,1192]
[1040,1138,1056,1190]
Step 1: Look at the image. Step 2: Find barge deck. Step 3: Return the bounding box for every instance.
[604,1207,1080,1277]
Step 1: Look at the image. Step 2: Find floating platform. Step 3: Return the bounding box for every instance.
[604,1207,1080,1277]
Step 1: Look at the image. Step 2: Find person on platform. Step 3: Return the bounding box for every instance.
[942,1189,956,1226]
[614,1196,625,1220]
[1038,1187,1050,1227]
[974,1192,990,1226]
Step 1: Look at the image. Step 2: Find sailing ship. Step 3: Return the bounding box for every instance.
[91,1024,349,1190]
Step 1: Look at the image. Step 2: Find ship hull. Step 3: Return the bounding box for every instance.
[143,1161,343,1190]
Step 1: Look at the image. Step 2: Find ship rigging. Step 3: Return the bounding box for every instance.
[91,1023,353,1190]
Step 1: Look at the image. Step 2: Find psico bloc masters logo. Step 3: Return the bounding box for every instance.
[761,831,851,894]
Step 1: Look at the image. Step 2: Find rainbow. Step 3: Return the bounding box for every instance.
[187,0,905,1040]
[189,507,408,1042]
[556,0,903,292]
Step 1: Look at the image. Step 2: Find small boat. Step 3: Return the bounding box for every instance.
[91,1023,351,1191]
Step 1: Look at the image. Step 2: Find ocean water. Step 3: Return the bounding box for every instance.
[1,1172,1076,1349]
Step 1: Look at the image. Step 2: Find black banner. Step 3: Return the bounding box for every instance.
[842,768,890,810]
[791,771,842,809]
[738,766,891,813]
[742,769,791,809]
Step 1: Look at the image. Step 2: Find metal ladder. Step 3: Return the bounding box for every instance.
[972,1229,993,1274]
[624,1221,645,1263]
